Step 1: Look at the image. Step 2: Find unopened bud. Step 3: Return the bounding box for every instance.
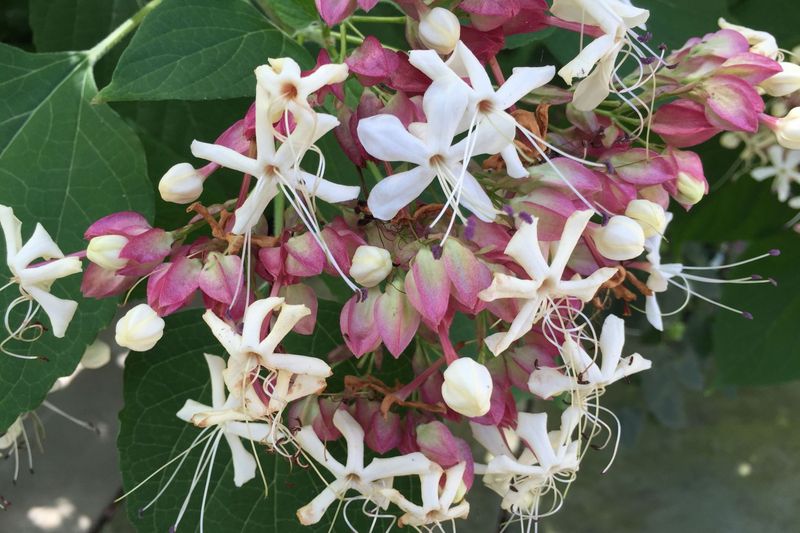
[81,339,111,369]
[418,7,460,55]
[441,358,492,418]
[773,107,800,150]
[760,62,800,97]
[593,215,645,261]
[719,132,741,150]
[349,245,392,287]
[115,304,165,352]
[718,18,779,59]
[159,162,205,204]
[624,199,666,238]
[87,234,129,271]
[675,171,707,205]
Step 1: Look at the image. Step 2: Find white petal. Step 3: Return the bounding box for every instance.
[300,63,349,98]
[357,114,429,165]
[528,367,575,399]
[333,409,365,473]
[571,42,622,111]
[598,314,625,380]
[297,479,348,525]
[562,337,603,382]
[176,399,210,423]
[0,205,22,263]
[408,49,455,82]
[225,421,272,442]
[549,209,594,280]
[469,422,511,456]
[555,267,617,302]
[259,302,311,354]
[202,310,243,358]
[26,286,77,338]
[505,220,550,281]
[455,41,493,95]
[516,412,557,469]
[495,66,555,110]
[645,294,664,331]
[611,353,652,382]
[558,34,617,85]
[190,141,260,176]
[478,273,541,301]
[484,298,540,355]
[261,353,332,378]
[12,223,64,271]
[501,143,528,179]
[18,257,81,286]
[363,453,433,481]
[293,170,359,204]
[241,297,284,348]
[254,85,276,162]
[367,166,435,220]
[231,177,278,234]
[224,432,257,487]
[457,169,498,222]
[750,167,777,181]
[423,79,469,155]
[203,353,227,409]
[295,426,346,476]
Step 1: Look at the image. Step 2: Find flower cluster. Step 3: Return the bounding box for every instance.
[2,0,794,530]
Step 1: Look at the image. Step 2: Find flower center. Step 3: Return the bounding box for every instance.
[281,83,299,100]
[478,99,494,114]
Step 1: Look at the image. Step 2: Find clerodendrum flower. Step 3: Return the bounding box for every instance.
[382,462,471,528]
[1,205,82,357]
[750,145,800,203]
[295,409,435,526]
[478,210,618,356]
[357,78,498,223]
[409,41,556,178]
[203,297,332,419]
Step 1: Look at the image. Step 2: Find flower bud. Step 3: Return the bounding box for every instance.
[719,132,741,150]
[349,245,392,287]
[418,7,460,55]
[158,162,205,204]
[674,171,706,205]
[593,215,645,261]
[760,62,800,97]
[624,199,667,238]
[115,304,165,352]
[87,234,129,271]
[441,358,492,418]
[773,108,800,150]
[81,339,111,369]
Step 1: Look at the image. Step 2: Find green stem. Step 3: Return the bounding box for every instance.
[273,192,285,236]
[329,31,366,47]
[87,0,162,66]
[349,15,407,24]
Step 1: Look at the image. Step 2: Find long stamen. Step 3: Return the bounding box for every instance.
[40,401,100,434]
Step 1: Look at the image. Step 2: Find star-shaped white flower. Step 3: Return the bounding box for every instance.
[295,409,435,525]
[176,353,275,487]
[478,210,618,355]
[357,78,497,222]
[641,213,683,331]
[382,462,471,528]
[472,407,582,517]
[751,145,800,203]
[191,85,359,234]
[1,205,82,341]
[409,41,556,178]
[203,297,332,418]
[528,314,652,400]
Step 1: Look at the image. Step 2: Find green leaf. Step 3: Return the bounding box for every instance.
[0,43,153,431]
[98,0,313,102]
[119,310,396,532]
[713,233,800,386]
[258,0,318,30]
[28,0,145,84]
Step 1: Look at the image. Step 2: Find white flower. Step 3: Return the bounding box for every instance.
[349,245,392,287]
[761,62,800,97]
[0,205,82,341]
[191,85,359,235]
[551,0,650,37]
[255,57,349,121]
[592,215,645,261]
[625,199,666,238]
[418,7,461,55]
[114,304,165,352]
[441,357,493,417]
[295,409,435,525]
[358,78,497,222]
[718,18,779,59]
[528,314,651,400]
[773,108,800,150]
[203,297,332,418]
[752,145,800,202]
[382,462,471,528]
[472,407,582,518]
[409,41,555,178]
[478,210,618,355]
[641,215,683,331]
[158,162,206,204]
[176,353,275,487]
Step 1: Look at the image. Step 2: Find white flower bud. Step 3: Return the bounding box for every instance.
[441,358,492,418]
[87,234,129,271]
[624,199,666,238]
[718,18,779,59]
[593,215,645,261]
[115,304,165,352]
[81,339,111,369]
[719,132,741,150]
[774,108,800,150]
[761,62,800,97]
[418,7,461,55]
[675,172,706,205]
[349,245,392,287]
[159,162,205,204]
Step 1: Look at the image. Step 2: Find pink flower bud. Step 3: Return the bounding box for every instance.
[147,255,202,316]
[285,232,326,278]
[405,247,450,326]
[442,239,492,310]
[375,278,420,357]
[416,421,474,488]
[652,100,721,147]
[340,289,381,357]
[281,283,318,335]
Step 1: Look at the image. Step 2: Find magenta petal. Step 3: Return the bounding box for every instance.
[387,52,431,95]
[652,99,721,148]
[442,240,492,310]
[84,211,150,239]
[340,290,381,357]
[198,252,242,305]
[346,36,400,86]
[375,281,420,357]
[283,283,318,335]
[459,25,505,63]
[147,256,201,316]
[314,398,342,441]
[383,91,425,127]
[285,232,326,278]
[608,149,678,186]
[416,421,460,466]
[405,248,450,326]
[80,263,136,299]
[258,245,285,282]
[461,0,520,31]
[356,399,401,454]
[315,0,356,26]
[119,228,173,266]
[357,0,379,10]
[718,52,782,84]
[701,75,764,132]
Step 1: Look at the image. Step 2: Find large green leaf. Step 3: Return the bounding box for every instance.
[119,310,397,532]
[0,43,153,431]
[712,233,800,386]
[28,0,145,84]
[98,0,312,102]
